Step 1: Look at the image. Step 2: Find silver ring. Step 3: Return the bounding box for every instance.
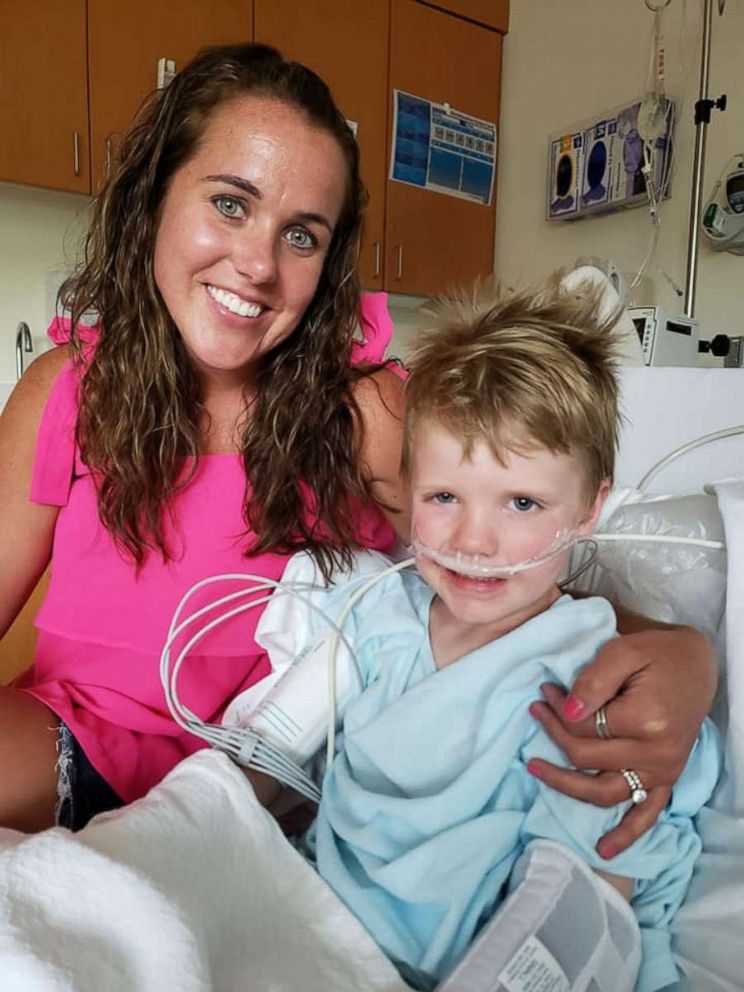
[595,705,612,740]
[620,768,648,805]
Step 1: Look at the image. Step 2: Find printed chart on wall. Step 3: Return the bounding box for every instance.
[390,90,496,206]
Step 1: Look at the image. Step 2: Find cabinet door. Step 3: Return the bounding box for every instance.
[88,0,254,192]
[0,0,89,194]
[387,0,502,297]
[254,0,389,291]
[420,0,509,33]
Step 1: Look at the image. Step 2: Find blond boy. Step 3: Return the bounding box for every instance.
[258,281,719,991]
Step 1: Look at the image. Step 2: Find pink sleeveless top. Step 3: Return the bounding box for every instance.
[16,293,401,803]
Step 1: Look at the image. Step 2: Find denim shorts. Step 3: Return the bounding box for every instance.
[56,722,123,831]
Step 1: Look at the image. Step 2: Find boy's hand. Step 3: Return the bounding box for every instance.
[527,627,717,858]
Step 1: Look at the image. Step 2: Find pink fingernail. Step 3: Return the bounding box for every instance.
[563,695,586,721]
[528,703,542,719]
[598,842,619,860]
[526,760,543,779]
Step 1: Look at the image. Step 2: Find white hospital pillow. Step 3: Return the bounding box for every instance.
[568,489,726,640]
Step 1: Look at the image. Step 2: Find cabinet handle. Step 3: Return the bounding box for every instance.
[106,138,112,178]
[73,131,81,176]
[157,57,176,89]
[373,241,381,278]
[395,245,404,280]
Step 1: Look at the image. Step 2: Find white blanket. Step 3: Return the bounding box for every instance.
[671,479,744,991]
[0,750,408,992]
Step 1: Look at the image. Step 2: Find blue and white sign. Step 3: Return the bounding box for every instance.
[390,90,497,206]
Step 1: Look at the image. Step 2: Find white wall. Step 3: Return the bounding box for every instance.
[494,0,744,365]
[0,183,90,383]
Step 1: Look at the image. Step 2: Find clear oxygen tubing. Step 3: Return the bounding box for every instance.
[637,424,744,492]
[407,528,577,580]
[595,532,723,550]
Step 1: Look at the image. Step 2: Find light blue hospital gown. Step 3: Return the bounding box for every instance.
[301,567,720,992]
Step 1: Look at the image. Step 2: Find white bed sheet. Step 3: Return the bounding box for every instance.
[613,369,744,988]
[670,479,744,991]
[615,367,744,494]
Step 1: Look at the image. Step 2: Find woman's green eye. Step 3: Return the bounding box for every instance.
[286,227,316,249]
[214,196,242,218]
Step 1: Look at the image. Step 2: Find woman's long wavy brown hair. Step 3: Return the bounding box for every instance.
[64,43,383,581]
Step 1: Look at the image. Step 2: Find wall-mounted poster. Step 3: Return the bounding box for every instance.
[390,90,497,206]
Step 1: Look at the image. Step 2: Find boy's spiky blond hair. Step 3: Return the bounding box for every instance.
[402,275,622,502]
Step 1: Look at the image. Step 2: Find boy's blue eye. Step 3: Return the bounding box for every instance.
[512,497,536,512]
[433,492,456,504]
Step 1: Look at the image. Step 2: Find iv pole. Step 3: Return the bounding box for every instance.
[683,0,726,319]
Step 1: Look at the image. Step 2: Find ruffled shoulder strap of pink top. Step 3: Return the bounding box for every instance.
[352,293,406,379]
[29,316,97,507]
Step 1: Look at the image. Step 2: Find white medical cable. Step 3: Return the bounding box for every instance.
[160,571,370,803]
[638,425,744,491]
[161,573,363,713]
[163,586,325,799]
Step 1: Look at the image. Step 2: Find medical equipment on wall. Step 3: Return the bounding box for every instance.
[702,154,744,254]
[627,305,699,365]
[546,0,677,224]
[698,331,744,367]
[638,1,673,149]
[546,97,675,222]
[683,0,727,318]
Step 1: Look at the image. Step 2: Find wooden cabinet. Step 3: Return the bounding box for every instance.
[0,1,252,196]
[254,0,389,290]
[1,0,506,297]
[88,0,254,192]
[421,0,509,32]
[386,0,503,296]
[0,0,89,194]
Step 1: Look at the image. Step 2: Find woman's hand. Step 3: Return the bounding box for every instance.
[527,625,717,859]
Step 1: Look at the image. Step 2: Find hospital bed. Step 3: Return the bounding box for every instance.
[0,365,743,992]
